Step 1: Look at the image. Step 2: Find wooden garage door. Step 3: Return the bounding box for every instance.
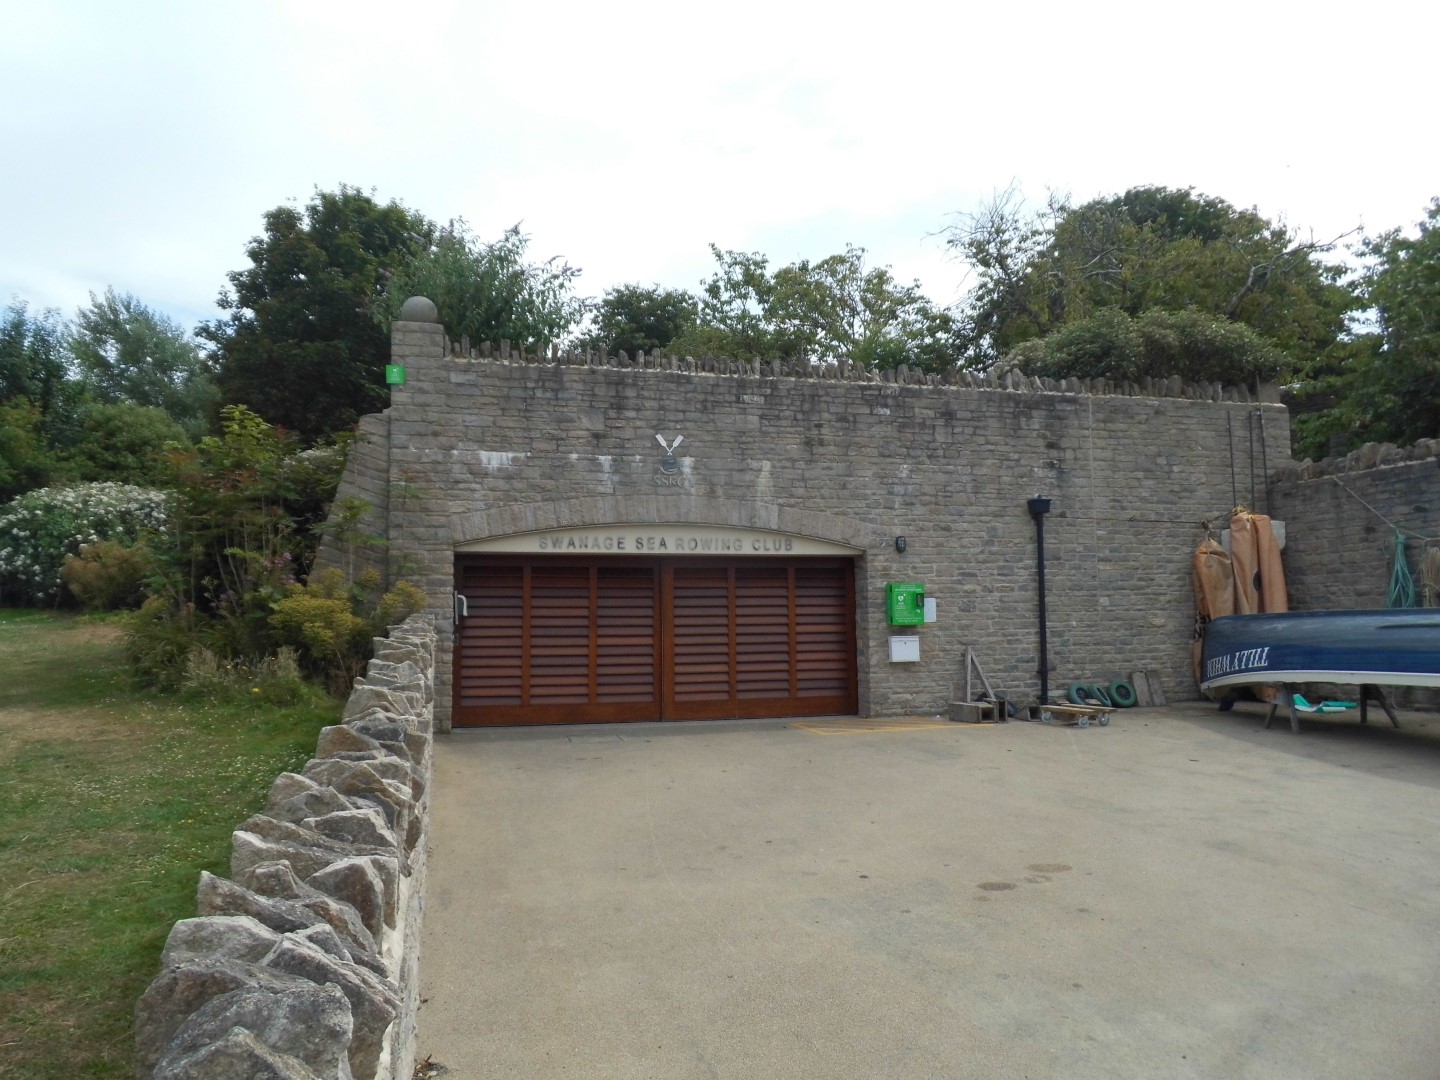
[665,562,857,720]
[455,558,661,725]
[454,556,856,726]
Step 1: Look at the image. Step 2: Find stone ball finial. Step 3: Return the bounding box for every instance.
[399,296,439,323]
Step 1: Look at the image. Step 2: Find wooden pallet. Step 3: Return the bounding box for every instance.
[1037,703,1111,728]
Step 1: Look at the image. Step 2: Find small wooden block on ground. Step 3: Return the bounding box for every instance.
[1130,670,1154,707]
[949,701,1003,724]
[1146,671,1167,706]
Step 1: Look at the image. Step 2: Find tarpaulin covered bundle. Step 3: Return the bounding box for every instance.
[1192,512,1289,689]
[1229,510,1288,615]
[1192,539,1234,683]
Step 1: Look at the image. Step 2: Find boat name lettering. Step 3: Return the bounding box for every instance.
[1205,647,1271,679]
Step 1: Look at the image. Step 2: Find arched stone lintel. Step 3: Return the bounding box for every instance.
[451,496,871,552]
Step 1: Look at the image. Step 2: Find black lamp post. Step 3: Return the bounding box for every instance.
[1027,496,1052,706]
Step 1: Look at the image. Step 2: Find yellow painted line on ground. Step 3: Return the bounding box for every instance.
[790,718,989,736]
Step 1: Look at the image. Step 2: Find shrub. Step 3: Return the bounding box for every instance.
[0,482,168,606]
[270,568,427,692]
[59,540,153,610]
[180,646,309,706]
[152,406,341,619]
[269,591,367,668]
[123,595,205,690]
[278,442,349,537]
[115,405,421,696]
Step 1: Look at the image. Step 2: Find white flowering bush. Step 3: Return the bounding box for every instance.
[0,482,168,605]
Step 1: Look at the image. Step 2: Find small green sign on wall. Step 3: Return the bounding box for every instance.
[385,364,406,385]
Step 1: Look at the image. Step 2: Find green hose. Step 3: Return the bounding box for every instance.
[1389,530,1416,609]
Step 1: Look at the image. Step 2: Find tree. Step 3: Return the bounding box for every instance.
[203,186,433,442]
[945,185,1356,372]
[769,246,960,370]
[381,221,585,349]
[69,288,217,439]
[669,247,782,361]
[940,185,1059,363]
[586,284,698,357]
[51,401,190,487]
[1293,199,1440,456]
[1,299,84,497]
[668,244,960,370]
[0,398,54,502]
[1009,307,1288,386]
[124,404,389,689]
[1,299,71,413]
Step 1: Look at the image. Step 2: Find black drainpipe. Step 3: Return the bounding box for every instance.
[1027,496,1053,705]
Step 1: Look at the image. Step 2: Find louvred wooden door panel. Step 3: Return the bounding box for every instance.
[662,559,857,721]
[735,566,793,701]
[595,566,659,704]
[454,557,661,725]
[454,555,855,726]
[667,566,734,714]
[455,562,524,709]
[795,565,853,699]
[528,565,591,705]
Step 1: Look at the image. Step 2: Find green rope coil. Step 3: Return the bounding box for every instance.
[1389,529,1416,609]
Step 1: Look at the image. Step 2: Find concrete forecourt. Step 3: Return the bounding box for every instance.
[415,703,1440,1079]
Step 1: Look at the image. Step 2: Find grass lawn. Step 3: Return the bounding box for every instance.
[0,610,340,1079]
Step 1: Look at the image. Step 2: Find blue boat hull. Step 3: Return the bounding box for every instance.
[1200,610,1440,692]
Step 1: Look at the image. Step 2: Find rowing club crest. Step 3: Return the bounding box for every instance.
[655,433,684,474]
[654,434,686,486]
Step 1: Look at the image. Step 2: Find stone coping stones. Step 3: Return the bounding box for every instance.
[152,1026,331,1080]
[262,934,399,1080]
[236,860,380,962]
[309,856,395,939]
[153,981,352,1080]
[137,958,326,1077]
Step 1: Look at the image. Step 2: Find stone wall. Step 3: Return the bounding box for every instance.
[1269,438,1440,610]
[322,312,1292,729]
[315,411,391,589]
[133,615,436,1080]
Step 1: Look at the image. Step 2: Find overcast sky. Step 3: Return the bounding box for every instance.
[1,0,1431,334]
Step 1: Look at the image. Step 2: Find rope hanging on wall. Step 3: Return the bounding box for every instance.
[1330,478,1436,607]
[1388,529,1416,609]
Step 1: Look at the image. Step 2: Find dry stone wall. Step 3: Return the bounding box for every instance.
[133,615,435,1080]
[319,315,1293,727]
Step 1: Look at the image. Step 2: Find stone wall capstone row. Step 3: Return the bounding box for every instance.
[134,614,436,1080]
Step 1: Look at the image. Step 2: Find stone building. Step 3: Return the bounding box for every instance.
[319,298,1291,731]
